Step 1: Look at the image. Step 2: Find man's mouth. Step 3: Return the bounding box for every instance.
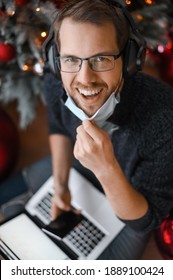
[78,88,101,96]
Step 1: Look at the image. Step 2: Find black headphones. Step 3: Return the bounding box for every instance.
[42,0,146,79]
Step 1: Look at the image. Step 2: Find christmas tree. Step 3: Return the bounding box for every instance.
[129,0,173,86]
[0,0,173,128]
[129,0,173,49]
[0,0,57,128]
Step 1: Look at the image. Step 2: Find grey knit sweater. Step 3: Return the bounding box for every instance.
[44,71,173,233]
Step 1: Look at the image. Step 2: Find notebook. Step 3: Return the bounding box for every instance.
[0,168,125,260]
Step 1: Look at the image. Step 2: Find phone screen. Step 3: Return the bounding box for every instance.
[44,210,83,238]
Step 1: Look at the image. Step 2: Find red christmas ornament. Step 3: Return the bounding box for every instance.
[14,0,28,5]
[159,48,173,88]
[0,108,19,181]
[0,42,16,63]
[155,210,173,260]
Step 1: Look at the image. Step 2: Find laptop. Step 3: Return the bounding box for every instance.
[0,168,125,260]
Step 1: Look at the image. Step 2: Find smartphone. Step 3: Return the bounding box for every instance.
[43,210,83,238]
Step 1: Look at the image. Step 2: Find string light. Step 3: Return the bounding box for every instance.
[136,14,143,21]
[6,2,16,16]
[35,0,41,12]
[35,7,41,12]
[41,31,47,38]
[126,0,131,5]
[157,45,165,53]
[22,65,29,71]
[125,0,154,6]
[145,0,153,5]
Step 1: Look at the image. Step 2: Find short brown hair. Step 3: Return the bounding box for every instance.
[54,0,129,52]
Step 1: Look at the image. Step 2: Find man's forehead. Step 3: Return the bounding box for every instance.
[59,17,116,36]
[58,17,118,54]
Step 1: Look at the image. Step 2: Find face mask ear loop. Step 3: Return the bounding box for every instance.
[114,72,123,99]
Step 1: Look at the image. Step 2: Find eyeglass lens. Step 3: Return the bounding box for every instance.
[57,55,117,72]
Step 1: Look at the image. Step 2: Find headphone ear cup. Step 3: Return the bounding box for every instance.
[41,23,61,80]
[123,38,146,78]
[45,43,61,80]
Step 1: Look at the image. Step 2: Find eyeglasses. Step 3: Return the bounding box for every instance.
[55,52,122,73]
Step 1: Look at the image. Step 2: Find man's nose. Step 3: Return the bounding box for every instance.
[76,60,97,83]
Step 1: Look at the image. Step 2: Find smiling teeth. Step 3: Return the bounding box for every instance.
[79,89,100,96]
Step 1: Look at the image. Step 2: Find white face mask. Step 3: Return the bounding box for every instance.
[65,91,120,125]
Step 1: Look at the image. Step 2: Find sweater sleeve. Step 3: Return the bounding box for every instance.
[116,73,173,233]
[121,109,173,233]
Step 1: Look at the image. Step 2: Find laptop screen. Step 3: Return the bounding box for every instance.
[0,213,69,260]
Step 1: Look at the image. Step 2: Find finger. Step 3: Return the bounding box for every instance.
[51,200,62,220]
[75,126,94,154]
[73,137,82,159]
[76,124,94,145]
[51,195,71,218]
[76,124,88,138]
[82,120,105,141]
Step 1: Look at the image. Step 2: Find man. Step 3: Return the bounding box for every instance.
[42,0,173,258]
[1,0,173,259]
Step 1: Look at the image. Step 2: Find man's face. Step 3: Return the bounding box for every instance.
[58,18,123,116]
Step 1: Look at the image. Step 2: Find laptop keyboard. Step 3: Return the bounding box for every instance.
[34,191,106,257]
[35,192,52,223]
[64,217,105,257]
